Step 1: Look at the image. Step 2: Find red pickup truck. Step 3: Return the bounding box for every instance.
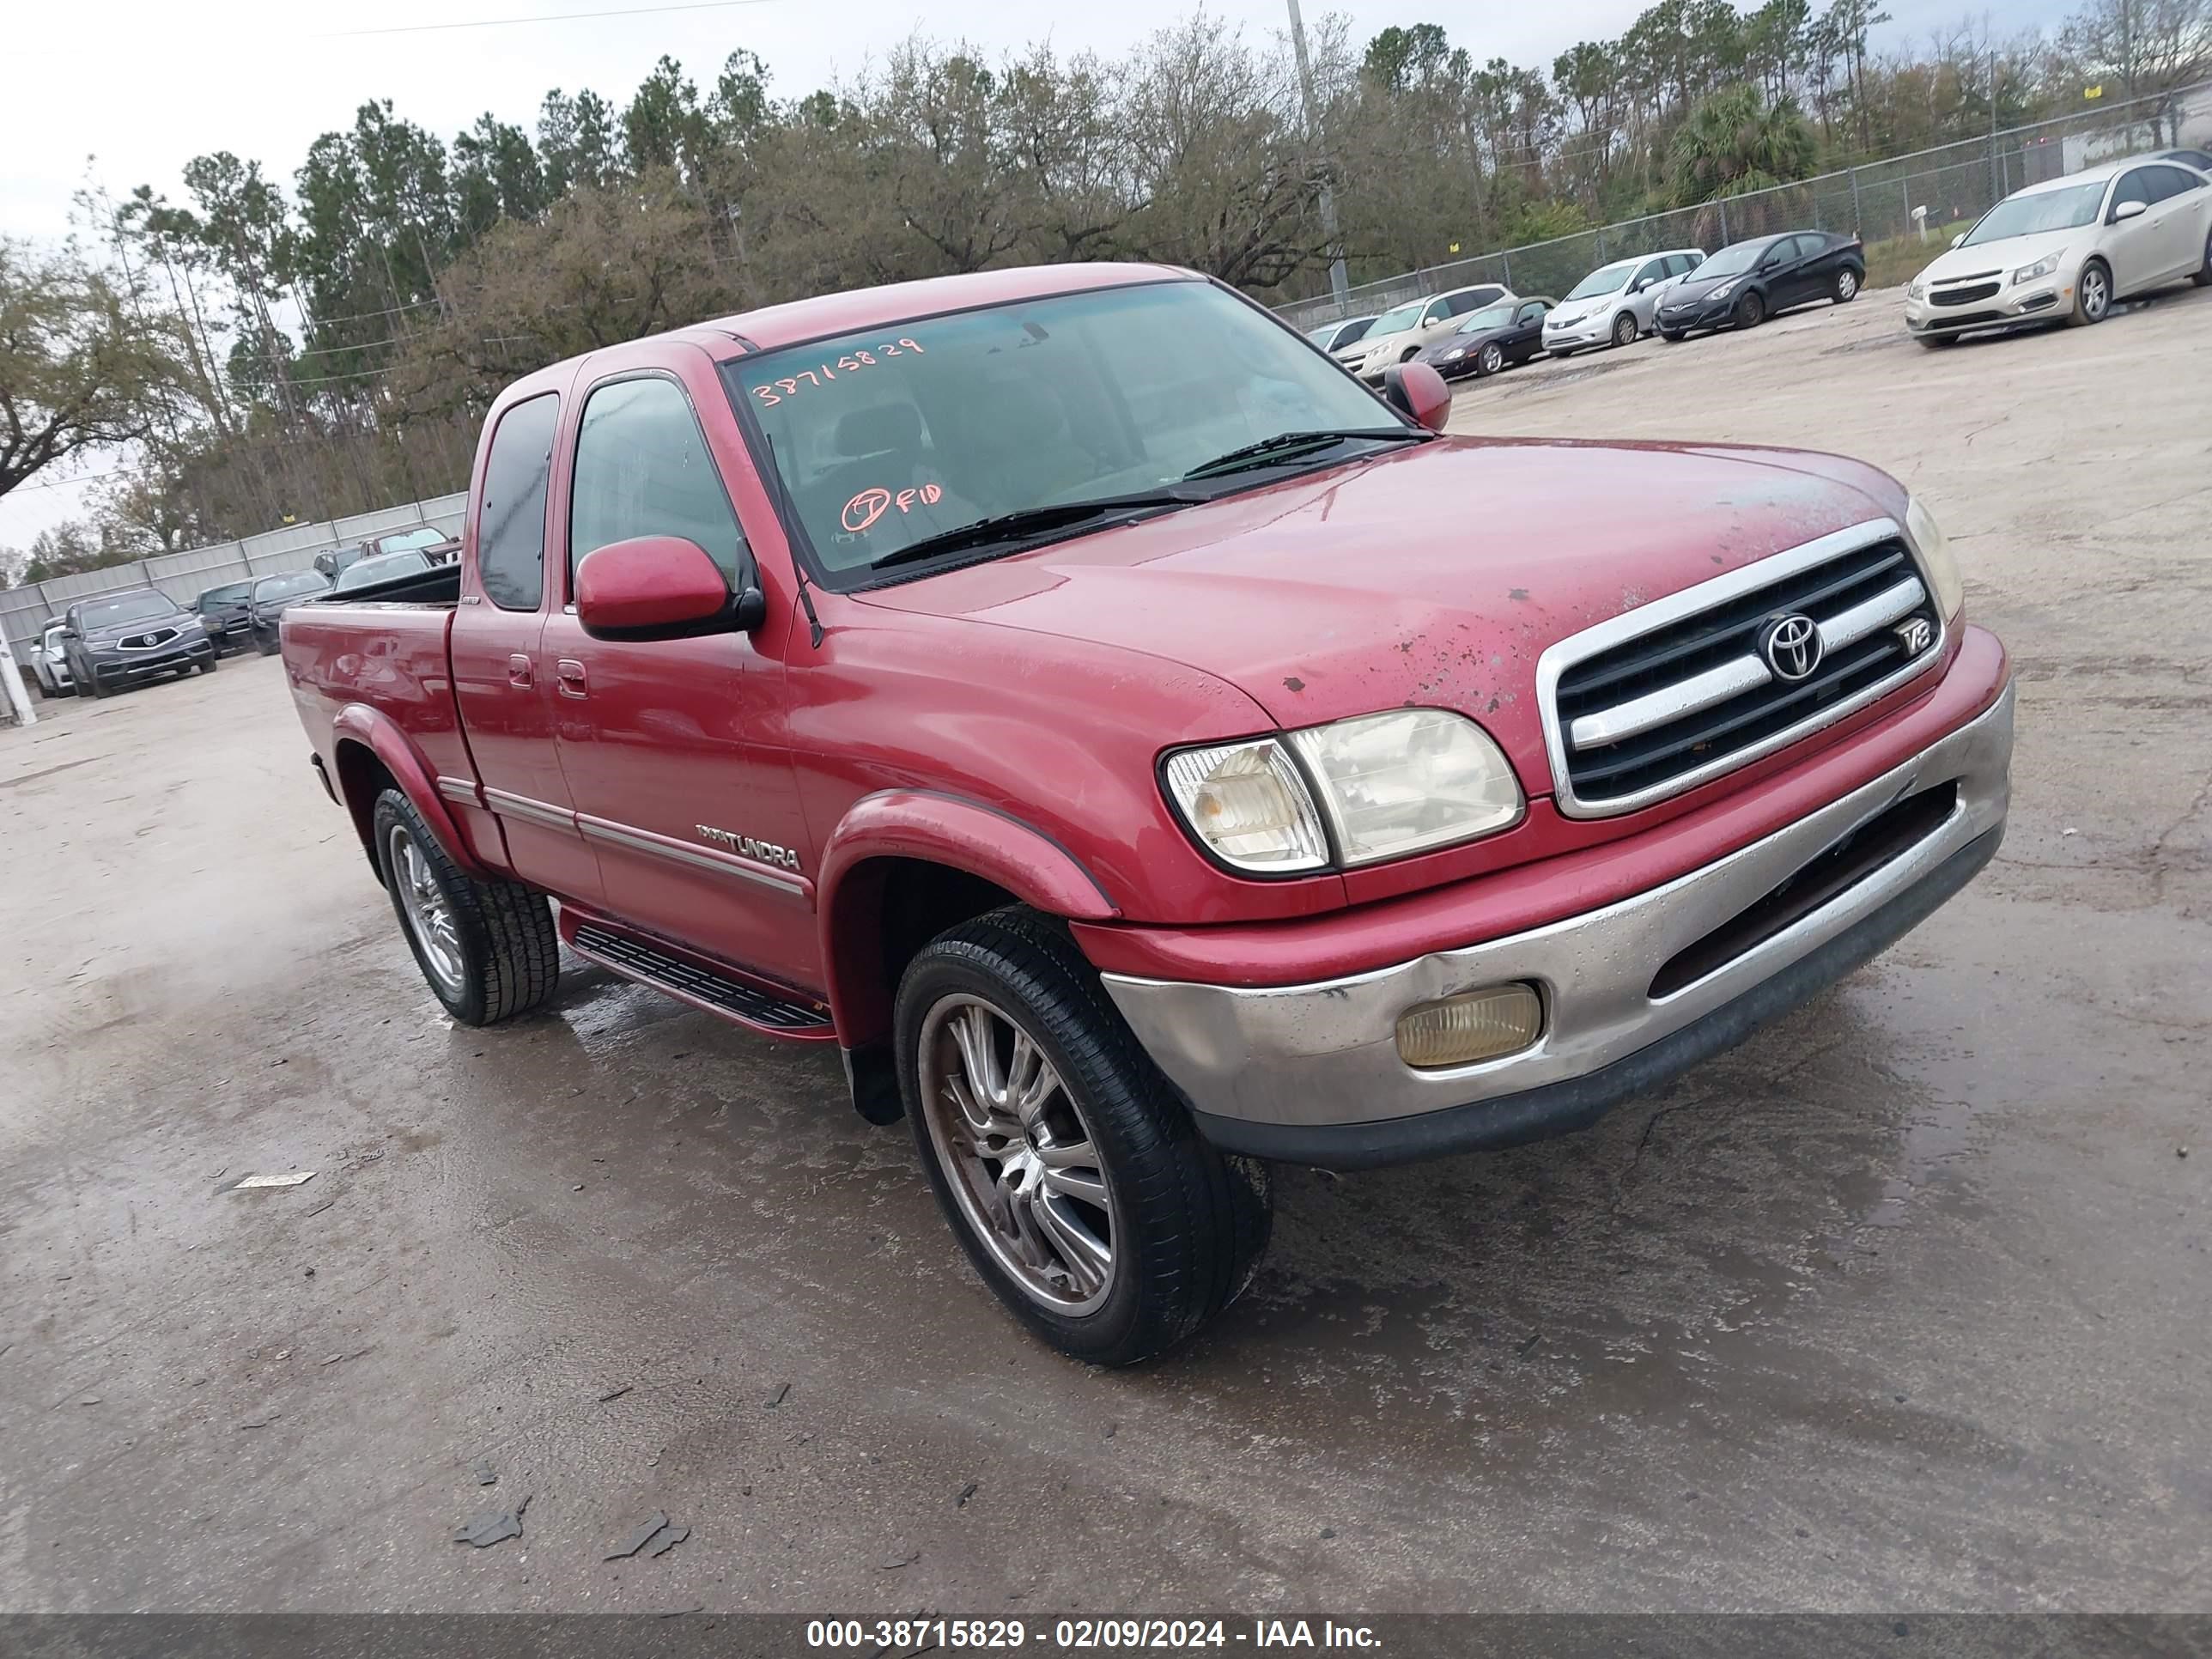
[283,263,2013,1364]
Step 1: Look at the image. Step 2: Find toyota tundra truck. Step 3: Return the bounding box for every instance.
[281,263,2013,1364]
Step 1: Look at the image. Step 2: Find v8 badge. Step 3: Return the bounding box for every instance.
[1896,617,1933,653]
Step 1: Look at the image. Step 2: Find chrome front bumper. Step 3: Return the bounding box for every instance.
[1905,284,2062,333]
[1103,683,2013,1163]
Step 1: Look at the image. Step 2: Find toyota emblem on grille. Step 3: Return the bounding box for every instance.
[1760,613,1823,682]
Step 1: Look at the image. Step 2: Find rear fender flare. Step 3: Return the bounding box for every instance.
[328,703,492,881]
[816,789,1121,1042]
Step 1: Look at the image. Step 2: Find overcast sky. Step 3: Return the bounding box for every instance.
[3,0,2070,551]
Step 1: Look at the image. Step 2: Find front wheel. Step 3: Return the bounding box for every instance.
[1833,268,1860,303]
[1611,311,1638,348]
[198,653,218,674]
[1917,333,1959,349]
[1474,341,1505,377]
[1734,290,1765,329]
[257,633,281,657]
[2069,259,2112,325]
[371,789,560,1025]
[896,908,1271,1366]
[1548,347,1576,360]
[1661,328,1687,342]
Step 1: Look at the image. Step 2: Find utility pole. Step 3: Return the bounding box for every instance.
[1285,0,1350,307]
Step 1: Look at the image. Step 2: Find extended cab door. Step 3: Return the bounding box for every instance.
[540,349,821,993]
[449,386,606,904]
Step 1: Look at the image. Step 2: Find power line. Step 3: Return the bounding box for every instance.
[325,0,776,38]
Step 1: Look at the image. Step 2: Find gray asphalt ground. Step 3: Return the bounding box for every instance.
[3,283,2208,1614]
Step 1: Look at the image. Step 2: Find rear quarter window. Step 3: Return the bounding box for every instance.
[478,392,560,611]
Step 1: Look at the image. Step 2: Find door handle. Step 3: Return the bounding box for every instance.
[507,653,533,689]
[556,659,589,699]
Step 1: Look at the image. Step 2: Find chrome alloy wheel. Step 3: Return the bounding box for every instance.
[387,823,465,997]
[917,994,1119,1313]
[2080,264,2110,320]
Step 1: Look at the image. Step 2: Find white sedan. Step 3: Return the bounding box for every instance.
[1905,155,2212,345]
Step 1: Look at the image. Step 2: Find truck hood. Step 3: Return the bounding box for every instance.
[853,436,1905,794]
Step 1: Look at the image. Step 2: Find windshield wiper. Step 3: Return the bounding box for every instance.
[1181,426,1431,482]
[866,490,1206,573]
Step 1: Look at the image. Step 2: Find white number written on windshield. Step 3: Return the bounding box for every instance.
[751,339,925,407]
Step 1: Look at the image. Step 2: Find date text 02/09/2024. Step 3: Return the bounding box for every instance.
[804,1617,1383,1649]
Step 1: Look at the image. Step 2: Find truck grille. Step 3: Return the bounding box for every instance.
[1543,530,1942,816]
[119,627,181,651]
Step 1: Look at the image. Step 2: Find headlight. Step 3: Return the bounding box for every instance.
[1712,280,1739,299]
[1443,349,1464,361]
[2012,252,2061,285]
[1907,278,1926,301]
[1905,495,1965,622]
[1287,710,1522,865]
[1164,712,1524,873]
[1162,739,1329,873]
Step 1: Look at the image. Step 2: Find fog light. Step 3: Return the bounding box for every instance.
[1395,983,1543,1070]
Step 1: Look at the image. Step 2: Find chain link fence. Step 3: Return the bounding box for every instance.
[1,494,467,678]
[1279,81,2212,330]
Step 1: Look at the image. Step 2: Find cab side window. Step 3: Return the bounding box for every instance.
[569,376,749,584]
[2145,165,2202,201]
[477,392,560,612]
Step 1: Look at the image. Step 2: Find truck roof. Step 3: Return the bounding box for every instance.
[500,262,1199,402]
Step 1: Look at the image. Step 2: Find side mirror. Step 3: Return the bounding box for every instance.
[575,535,763,642]
[1950,231,1967,248]
[2112,198,2148,222]
[1381,361,1453,432]
[1630,277,1650,294]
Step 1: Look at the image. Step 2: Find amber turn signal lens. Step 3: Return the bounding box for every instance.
[1395,983,1544,1070]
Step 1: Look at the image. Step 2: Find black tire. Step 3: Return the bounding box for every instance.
[2069,258,2112,326]
[1661,328,1687,342]
[895,906,1272,1366]
[1549,348,1576,360]
[257,633,281,656]
[1734,289,1765,329]
[82,666,106,700]
[1917,333,1960,349]
[370,788,560,1026]
[198,653,218,674]
[1611,311,1638,348]
[2191,226,2212,287]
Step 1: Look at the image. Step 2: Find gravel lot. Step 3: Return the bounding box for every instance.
[3,283,2207,1615]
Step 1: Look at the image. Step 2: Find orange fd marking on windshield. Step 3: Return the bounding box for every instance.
[842,483,943,533]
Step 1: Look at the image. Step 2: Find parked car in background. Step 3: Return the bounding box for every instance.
[1416,296,1555,379]
[359,526,456,560]
[248,570,333,653]
[332,549,438,593]
[192,580,255,653]
[58,589,216,697]
[1304,314,1379,355]
[283,260,2008,1366]
[2155,148,2212,173]
[30,621,74,697]
[310,543,367,580]
[1340,284,1515,382]
[1656,232,1864,338]
[1543,248,1705,356]
[1905,157,2212,346]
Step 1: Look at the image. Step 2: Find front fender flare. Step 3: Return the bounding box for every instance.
[329,703,493,880]
[815,788,1121,1040]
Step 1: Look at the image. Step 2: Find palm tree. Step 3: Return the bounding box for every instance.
[1668,83,1819,207]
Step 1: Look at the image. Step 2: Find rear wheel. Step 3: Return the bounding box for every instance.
[896,907,1272,1366]
[2069,259,2112,325]
[1734,290,1765,329]
[1611,311,1638,348]
[1833,267,1860,303]
[371,789,560,1026]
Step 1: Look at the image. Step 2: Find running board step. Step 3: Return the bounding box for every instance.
[570,922,832,1032]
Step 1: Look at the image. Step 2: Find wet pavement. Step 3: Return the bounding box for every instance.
[2,287,2207,1613]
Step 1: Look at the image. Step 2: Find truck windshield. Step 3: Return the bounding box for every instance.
[1959,181,2106,246]
[723,281,1403,580]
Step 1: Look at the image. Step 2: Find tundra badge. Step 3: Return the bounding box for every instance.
[696,825,802,871]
